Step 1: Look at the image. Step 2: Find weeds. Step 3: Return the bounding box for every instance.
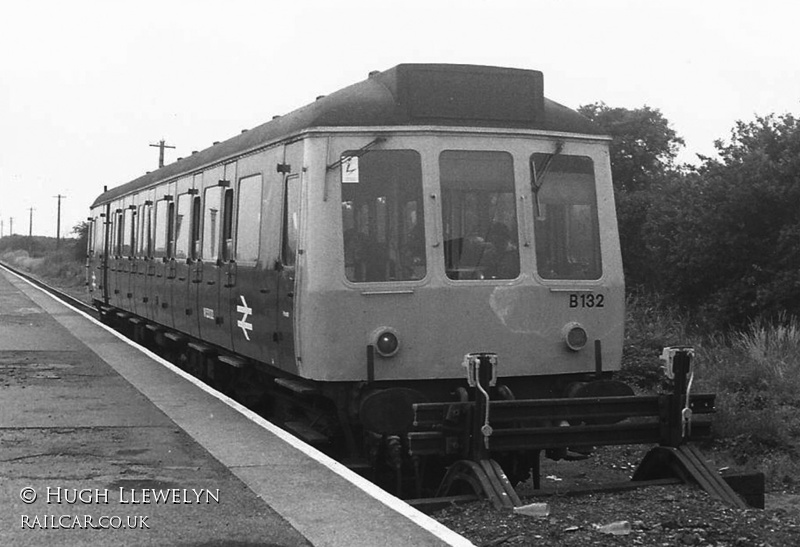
[624,297,800,487]
[618,293,691,391]
[1,240,86,294]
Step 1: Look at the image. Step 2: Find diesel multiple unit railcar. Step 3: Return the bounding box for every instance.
[88,64,648,496]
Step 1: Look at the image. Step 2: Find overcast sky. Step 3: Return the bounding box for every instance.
[1,0,799,238]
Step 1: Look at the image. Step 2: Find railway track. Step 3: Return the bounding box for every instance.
[0,261,97,318]
[0,260,434,500]
[0,259,759,515]
[0,261,523,509]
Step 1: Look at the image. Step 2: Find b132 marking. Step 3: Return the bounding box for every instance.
[569,293,605,308]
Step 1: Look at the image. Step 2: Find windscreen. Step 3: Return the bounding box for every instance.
[440,150,520,280]
[341,149,425,282]
[531,154,601,280]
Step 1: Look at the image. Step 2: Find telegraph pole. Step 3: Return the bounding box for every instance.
[27,207,35,253]
[54,194,66,249]
[10,217,14,236]
[150,139,175,168]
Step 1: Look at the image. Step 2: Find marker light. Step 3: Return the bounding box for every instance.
[373,328,400,357]
[563,322,588,351]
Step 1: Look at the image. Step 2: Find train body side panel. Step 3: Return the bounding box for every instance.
[224,148,297,374]
[89,128,623,388]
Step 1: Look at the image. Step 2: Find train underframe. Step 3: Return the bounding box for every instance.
[97,304,746,509]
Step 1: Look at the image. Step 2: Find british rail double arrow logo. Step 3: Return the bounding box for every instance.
[236,295,253,341]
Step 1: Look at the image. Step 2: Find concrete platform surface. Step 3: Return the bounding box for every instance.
[0,266,472,547]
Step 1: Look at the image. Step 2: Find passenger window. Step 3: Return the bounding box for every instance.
[203,186,223,261]
[94,216,105,256]
[167,202,175,258]
[129,208,137,257]
[440,150,519,280]
[191,196,201,260]
[340,149,425,282]
[114,210,124,257]
[531,154,601,280]
[142,204,152,257]
[282,176,300,268]
[154,200,169,258]
[136,205,145,257]
[87,218,95,255]
[174,193,192,260]
[110,212,116,256]
[120,207,135,257]
[222,189,234,262]
[236,174,262,263]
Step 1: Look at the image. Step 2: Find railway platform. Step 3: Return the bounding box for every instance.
[0,266,471,547]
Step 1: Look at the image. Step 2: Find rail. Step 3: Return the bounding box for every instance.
[0,261,97,318]
[405,351,756,511]
[409,393,715,455]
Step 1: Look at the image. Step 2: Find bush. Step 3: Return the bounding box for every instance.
[697,318,800,485]
[0,236,84,289]
[619,293,691,391]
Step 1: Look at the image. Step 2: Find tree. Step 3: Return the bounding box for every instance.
[578,103,685,288]
[578,103,685,193]
[72,221,89,261]
[656,114,800,326]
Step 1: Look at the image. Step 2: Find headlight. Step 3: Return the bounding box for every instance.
[372,328,400,357]
[562,322,588,351]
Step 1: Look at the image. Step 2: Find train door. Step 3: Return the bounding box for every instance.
[275,144,303,373]
[228,169,269,362]
[97,204,111,305]
[170,176,200,337]
[129,203,142,316]
[151,194,175,328]
[110,206,125,308]
[115,203,131,312]
[139,199,154,320]
[85,215,99,299]
[124,201,139,316]
[108,208,119,306]
[196,162,235,349]
[187,188,202,338]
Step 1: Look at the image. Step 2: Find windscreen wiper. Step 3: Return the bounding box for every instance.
[326,137,386,172]
[530,140,564,219]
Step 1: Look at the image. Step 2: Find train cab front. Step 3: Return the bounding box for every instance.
[300,129,625,386]
[291,128,640,494]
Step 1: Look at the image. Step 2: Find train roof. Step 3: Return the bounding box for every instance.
[92,63,604,207]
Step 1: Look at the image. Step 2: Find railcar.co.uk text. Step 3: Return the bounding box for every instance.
[18,486,221,530]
